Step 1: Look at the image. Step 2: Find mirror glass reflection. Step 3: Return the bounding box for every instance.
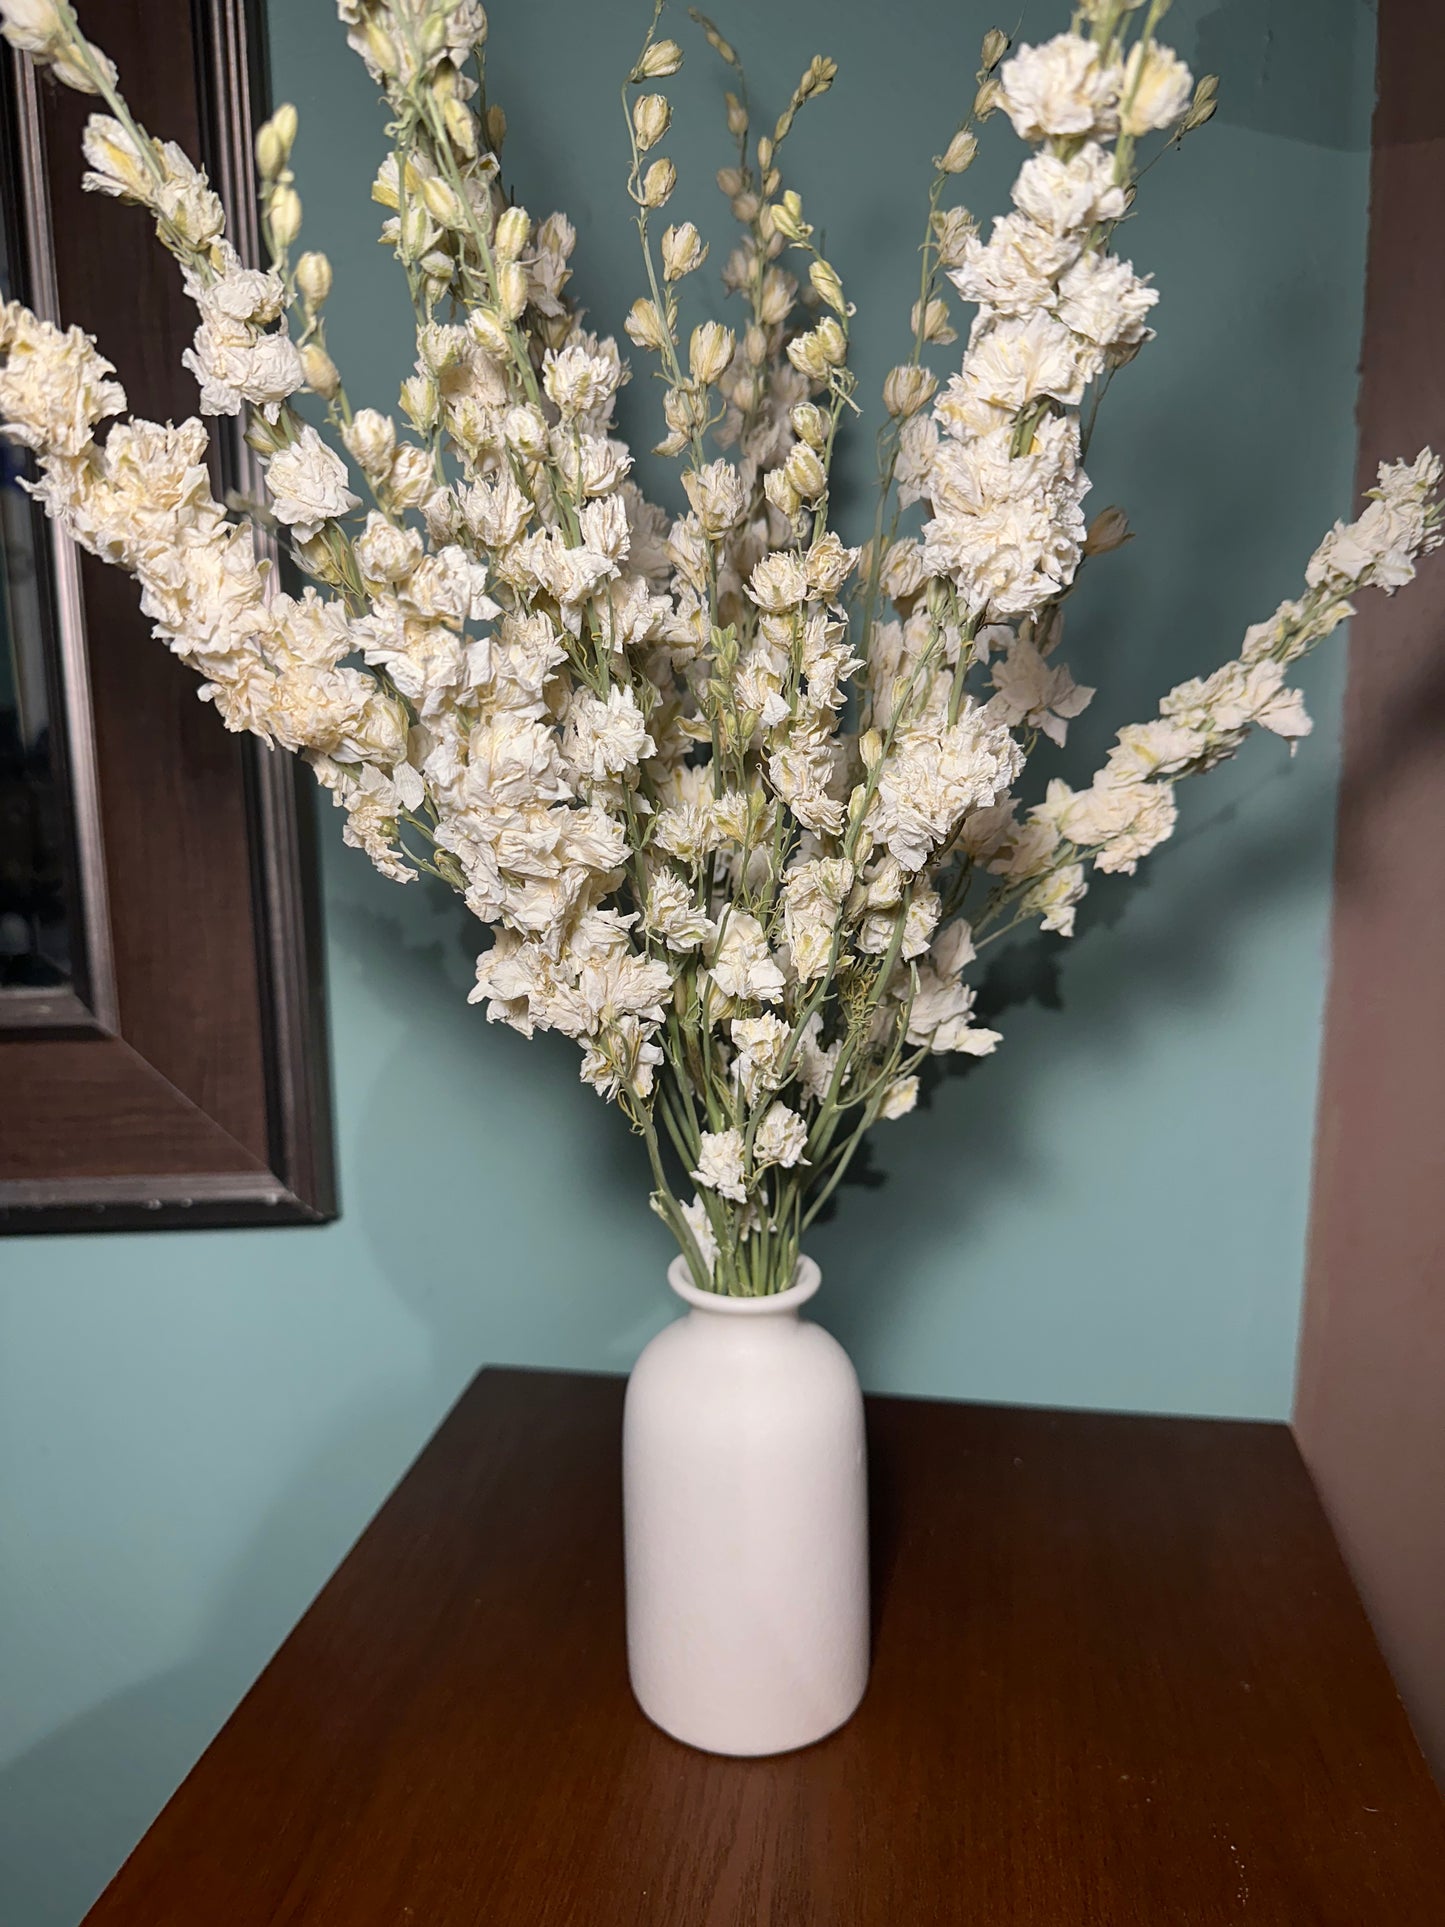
[0,79,74,995]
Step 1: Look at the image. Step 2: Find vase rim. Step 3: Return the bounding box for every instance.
[666,1253,821,1314]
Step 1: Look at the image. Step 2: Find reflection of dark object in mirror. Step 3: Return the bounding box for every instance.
[0,712,68,987]
[0,64,81,1005]
[0,429,73,990]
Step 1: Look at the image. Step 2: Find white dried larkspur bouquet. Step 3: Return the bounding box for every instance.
[1,0,1438,1294]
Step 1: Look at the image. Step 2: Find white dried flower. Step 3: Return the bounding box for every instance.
[643,870,716,952]
[879,1075,920,1121]
[730,1013,791,1102]
[661,221,707,282]
[682,459,746,536]
[1011,143,1127,235]
[265,426,360,541]
[708,911,786,1005]
[754,1102,809,1170]
[691,1127,749,1202]
[998,34,1122,143]
[1119,43,1193,137]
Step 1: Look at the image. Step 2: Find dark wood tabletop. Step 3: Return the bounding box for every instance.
[82,1368,1445,1925]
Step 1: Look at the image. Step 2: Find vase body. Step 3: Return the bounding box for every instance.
[623,1254,869,1756]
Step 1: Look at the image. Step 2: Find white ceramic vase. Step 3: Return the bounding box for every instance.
[622,1254,870,1756]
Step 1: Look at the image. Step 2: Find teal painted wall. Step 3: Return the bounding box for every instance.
[0,2,1378,1920]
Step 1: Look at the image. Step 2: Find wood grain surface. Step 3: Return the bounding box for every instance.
[80,1369,1445,1925]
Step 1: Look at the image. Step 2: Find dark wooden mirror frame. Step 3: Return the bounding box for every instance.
[0,0,335,1231]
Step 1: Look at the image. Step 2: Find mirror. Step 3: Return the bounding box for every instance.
[0,2,335,1232]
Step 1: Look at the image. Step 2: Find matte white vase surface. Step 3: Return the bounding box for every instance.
[622,1254,870,1756]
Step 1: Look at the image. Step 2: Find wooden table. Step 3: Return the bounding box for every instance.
[83,1369,1445,1925]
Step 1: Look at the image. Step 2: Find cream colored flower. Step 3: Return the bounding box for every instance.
[754,1102,808,1170]
[879,1075,919,1121]
[691,1127,749,1202]
[731,1014,791,1102]
[265,426,360,540]
[708,911,786,1005]
[1119,43,1193,137]
[998,34,1122,143]
[643,870,716,952]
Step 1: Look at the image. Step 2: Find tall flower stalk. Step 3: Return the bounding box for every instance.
[1,0,1437,1295]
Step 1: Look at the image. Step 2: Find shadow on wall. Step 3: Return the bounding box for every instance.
[1192,0,1374,148]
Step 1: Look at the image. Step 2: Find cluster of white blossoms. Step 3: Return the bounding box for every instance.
[1,0,1438,1295]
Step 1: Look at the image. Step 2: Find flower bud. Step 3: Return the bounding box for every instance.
[496,258,529,319]
[245,414,287,458]
[255,103,297,181]
[640,158,676,208]
[442,94,477,155]
[1083,506,1132,556]
[659,383,706,453]
[342,408,396,475]
[759,270,793,325]
[661,220,707,282]
[363,21,398,77]
[387,443,435,508]
[419,12,447,57]
[493,205,532,260]
[268,184,302,249]
[787,330,829,381]
[763,466,801,520]
[624,297,669,352]
[939,128,978,174]
[400,372,439,432]
[725,91,747,137]
[859,727,883,769]
[689,320,735,386]
[808,257,846,317]
[784,440,827,503]
[1184,74,1220,132]
[503,404,548,459]
[420,174,463,227]
[980,28,1009,71]
[789,401,827,449]
[814,316,847,364]
[0,0,64,51]
[400,201,434,260]
[467,307,513,357]
[743,324,769,367]
[634,38,683,79]
[633,92,671,152]
[910,297,955,346]
[295,249,332,307]
[484,103,507,151]
[300,341,340,400]
[973,77,1001,119]
[682,459,746,536]
[770,190,809,243]
[882,363,936,419]
[730,373,760,413]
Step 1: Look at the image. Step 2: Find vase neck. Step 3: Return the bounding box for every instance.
[667,1254,821,1316]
